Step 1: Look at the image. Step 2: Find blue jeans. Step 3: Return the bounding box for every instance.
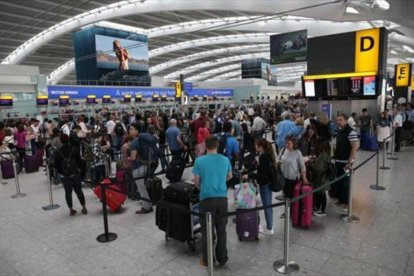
[158,144,169,170]
[259,184,273,230]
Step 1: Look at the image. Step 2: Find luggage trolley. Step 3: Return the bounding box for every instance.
[156,182,201,252]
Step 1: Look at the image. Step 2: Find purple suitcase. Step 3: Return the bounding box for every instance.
[236,209,259,241]
[1,160,14,179]
[24,155,39,173]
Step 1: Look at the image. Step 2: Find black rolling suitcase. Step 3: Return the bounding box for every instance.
[145,177,163,204]
[166,155,186,183]
[163,182,199,205]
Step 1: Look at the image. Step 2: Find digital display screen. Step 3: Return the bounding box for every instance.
[86,96,96,104]
[363,76,376,96]
[152,95,159,102]
[351,77,362,94]
[36,97,48,106]
[102,96,111,104]
[136,95,142,102]
[123,95,132,103]
[304,80,315,97]
[59,96,70,107]
[0,97,13,107]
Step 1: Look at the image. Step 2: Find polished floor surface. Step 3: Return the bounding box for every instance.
[0,146,413,276]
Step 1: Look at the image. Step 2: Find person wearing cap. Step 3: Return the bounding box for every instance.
[54,134,87,216]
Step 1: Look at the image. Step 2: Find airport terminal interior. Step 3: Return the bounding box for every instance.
[0,0,414,275]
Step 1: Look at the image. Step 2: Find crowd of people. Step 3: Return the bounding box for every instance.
[0,100,413,268]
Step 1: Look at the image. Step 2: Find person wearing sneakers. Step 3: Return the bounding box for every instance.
[243,138,276,235]
[54,134,87,216]
[193,136,232,268]
[333,114,359,212]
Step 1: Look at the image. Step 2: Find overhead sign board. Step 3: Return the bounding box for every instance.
[354,28,380,73]
[395,63,411,87]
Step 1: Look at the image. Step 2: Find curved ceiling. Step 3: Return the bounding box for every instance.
[0,0,413,85]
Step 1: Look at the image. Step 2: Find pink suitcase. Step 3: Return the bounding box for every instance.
[292,182,313,229]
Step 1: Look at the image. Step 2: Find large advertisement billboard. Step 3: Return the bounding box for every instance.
[73,26,150,85]
[270,30,307,64]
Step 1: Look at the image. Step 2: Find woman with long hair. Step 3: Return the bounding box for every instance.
[113,40,129,70]
[243,138,277,235]
[299,124,318,157]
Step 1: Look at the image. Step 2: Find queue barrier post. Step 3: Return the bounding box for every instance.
[11,159,26,199]
[206,212,214,276]
[42,164,60,210]
[380,137,390,170]
[370,150,386,191]
[339,168,359,223]
[96,179,118,243]
[273,199,299,274]
[388,131,398,160]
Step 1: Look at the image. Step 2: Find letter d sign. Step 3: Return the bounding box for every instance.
[355,28,380,73]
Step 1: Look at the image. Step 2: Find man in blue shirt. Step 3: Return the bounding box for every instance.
[193,136,232,267]
[166,119,186,157]
[128,123,152,214]
[275,114,296,151]
[219,122,240,167]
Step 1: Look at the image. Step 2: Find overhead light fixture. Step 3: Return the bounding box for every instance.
[346,7,359,14]
[376,0,390,10]
[402,45,414,54]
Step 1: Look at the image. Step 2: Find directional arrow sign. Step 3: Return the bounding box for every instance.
[395,63,411,87]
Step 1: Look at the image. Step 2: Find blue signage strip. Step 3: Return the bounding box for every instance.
[47,85,233,99]
[184,82,193,94]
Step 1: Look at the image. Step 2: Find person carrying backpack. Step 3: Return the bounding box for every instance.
[113,119,126,151]
[217,122,240,168]
[54,134,87,216]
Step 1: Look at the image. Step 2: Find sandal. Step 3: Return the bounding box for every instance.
[70,209,77,216]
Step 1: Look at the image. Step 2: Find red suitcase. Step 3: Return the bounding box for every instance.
[292,182,313,229]
[93,184,126,212]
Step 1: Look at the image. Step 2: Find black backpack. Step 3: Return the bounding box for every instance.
[58,148,80,177]
[114,123,125,137]
[327,160,337,181]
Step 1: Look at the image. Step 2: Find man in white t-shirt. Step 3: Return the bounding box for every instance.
[347,113,357,129]
[106,115,116,136]
[251,113,267,140]
[393,107,403,152]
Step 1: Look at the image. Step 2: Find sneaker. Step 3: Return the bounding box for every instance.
[81,208,88,215]
[136,207,153,214]
[260,227,274,235]
[342,205,349,212]
[313,210,326,217]
[216,257,229,267]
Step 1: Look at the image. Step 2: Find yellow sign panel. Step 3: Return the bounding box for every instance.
[395,63,410,87]
[354,28,380,73]
[411,76,414,90]
[175,82,181,98]
[303,71,377,80]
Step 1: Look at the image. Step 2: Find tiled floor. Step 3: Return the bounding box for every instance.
[1,146,413,276]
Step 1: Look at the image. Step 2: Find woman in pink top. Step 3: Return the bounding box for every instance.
[196,120,211,157]
[14,124,27,168]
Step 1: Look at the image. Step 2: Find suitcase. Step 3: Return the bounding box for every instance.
[236,209,259,241]
[93,184,127,212]
[156,199,193,242]
[367,135,379,151]
[145,177,163,204]
[292,182,313,229]
[163,182,199,205]
[1,160,14,179]
[361,132,369,150]
[24,155,39,173]
[35,148,44,167]
[115,169,127,195]
[166,156,186,183]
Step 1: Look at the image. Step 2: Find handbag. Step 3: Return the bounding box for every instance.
[234,182,257,209]
[269,148,286,192]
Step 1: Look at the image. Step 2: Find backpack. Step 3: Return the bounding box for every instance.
[58,148,80,177]
[217,134,228,155]
[138,133,159,165]
[114,123,125,137]
[327,160,336,181]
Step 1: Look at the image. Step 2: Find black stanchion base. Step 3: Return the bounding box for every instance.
[11,193,26,199]
[42,204,60,211]
[388,157,399,160]
[96,232,117,243]
[380,166,390,170]
[273,260,299,274]
[370,185,386,191]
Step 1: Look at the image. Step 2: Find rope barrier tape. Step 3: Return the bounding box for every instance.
[353,151,378,171]
[290,173,349,204]
[132,162,194,181]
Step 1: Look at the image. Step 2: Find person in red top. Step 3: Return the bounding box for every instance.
[0,122,5,143]
[14,124,27,169]
[196,120,211,157]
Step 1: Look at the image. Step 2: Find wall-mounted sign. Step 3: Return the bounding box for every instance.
[36,96,48,106]
[102,95,111,104]
[59,95,70,107]
[395,63,412,87]
[0,96,13,108]
[86,95,97,105]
